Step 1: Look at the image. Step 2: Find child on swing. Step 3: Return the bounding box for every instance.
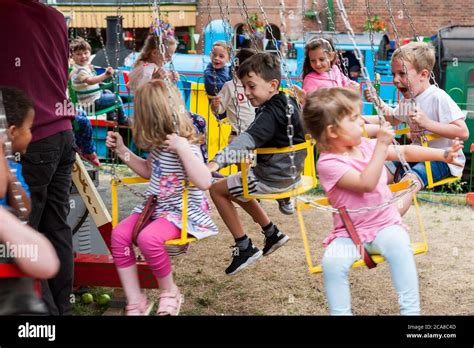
[208,53,306,275]
[106,80,218,315]
[210,48,256,143]
[302,38,360,94]
[127,33,178,90]
[128,31,209,163]
[0,86,59,315]
[364,42,469,215]
[302,87,462,315]
[69,37,128,125]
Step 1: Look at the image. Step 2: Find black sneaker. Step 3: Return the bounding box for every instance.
[262,227,290,256]
[225,239,263,275]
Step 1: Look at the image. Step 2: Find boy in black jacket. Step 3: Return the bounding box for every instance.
[208,53,306,275]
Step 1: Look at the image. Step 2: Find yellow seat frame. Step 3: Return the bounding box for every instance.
[395,127,461,189]
[111,177,196,246]
[240,138,317,200]
[296,181,429,274]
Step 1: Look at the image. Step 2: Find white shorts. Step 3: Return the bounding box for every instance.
[226,168,301,202]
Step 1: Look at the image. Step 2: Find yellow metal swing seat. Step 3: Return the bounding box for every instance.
[395,127,461,189]
[296,181,429,274]
[111,178,197,250]
[240,137,318,200]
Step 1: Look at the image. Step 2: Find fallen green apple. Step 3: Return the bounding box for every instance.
[81,293,93,304]
[97,293,111,306]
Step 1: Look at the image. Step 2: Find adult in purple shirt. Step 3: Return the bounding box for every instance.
[0,0,76,315]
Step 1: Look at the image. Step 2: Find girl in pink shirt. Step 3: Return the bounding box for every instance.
[302,38,359,93]
[302,88,462,315]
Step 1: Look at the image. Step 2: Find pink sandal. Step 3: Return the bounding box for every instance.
[157,291,181,316]
[125,294,153,316]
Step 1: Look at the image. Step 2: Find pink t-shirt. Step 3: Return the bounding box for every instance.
[317,138,404,247]
[302,65,351,93]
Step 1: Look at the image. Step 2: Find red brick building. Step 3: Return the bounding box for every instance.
[196,0,474,50]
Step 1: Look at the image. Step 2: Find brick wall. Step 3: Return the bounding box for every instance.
[195,0,473,52]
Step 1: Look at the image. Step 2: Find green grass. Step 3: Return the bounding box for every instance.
[72,287,114,316]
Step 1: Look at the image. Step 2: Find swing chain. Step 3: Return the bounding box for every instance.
[298,180,417,214]
[385,0,415,101]
[255,0,301,107]
[365,0,378,81]
[239,0,260,50]
[90,0,111,68]
[335,0,411,175]
[0,92,28,223]
[324,0,350,78]
[150,0,181,134]
[385,0,428,164]
[312,0,324,34]
[132,0,137,54]
[399,0,439,87]
[255,0,298,180]
[217,0,243,135]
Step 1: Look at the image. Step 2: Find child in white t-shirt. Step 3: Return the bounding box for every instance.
[211,48,256,142]
[364,42,469,214]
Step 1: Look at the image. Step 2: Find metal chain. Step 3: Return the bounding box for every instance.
[365,0,378,80]
[80,4,89,40]
[385,0,427,147]
[302,0,306,37]
[335,0,411,174]
[152,0,181,133]
[324,0,349,78]
[217,0,243,135]
[132,0,137,54]
[0,92,28,222]
[90,0,111,68]
[312,0,324,34]
[255,0,300,106]
[238,0,259,50]
[110,0,182,199]
[399,0,438,87]
[297,180,417,214]
[255,0,298,180]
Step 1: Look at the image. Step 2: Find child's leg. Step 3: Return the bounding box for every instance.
[367,225,420,315]
[110,213,143,305]
[135,218,181,293]
[398,161,450,216]
[322,238,360,315]
[209,177,270,239]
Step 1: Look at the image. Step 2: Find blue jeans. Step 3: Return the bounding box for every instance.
[73,109,96,155]
[94,90,127,124]
[387,161,450,188]
[322,225,420,315]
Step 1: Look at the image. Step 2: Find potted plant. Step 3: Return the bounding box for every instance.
[363,15,385,32]
[249,13,265,39]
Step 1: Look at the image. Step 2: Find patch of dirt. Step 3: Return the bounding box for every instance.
[98,176,474,315]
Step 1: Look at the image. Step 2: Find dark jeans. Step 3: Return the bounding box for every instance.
[21,130,76,315]
[94,90,127,125]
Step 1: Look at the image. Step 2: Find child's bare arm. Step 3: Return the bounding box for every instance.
[337,122,394,193]
[409,107,469,140]
[363,88,400,125]
[387,138,463,167]
[165,134,212,190]
[0,207,59,279]
[210,95,222,114]
[84,67,114,85]
[106,131,152,179]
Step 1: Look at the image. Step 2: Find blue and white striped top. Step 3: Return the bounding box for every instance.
[132,144,218,239]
